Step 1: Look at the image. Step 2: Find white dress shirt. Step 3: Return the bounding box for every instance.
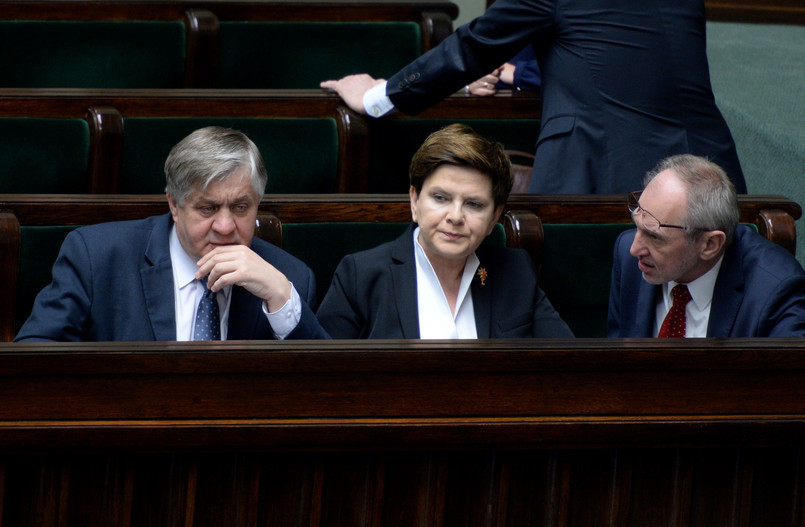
[413,227,479,339]
[654,256,724,338]
[364,81,395,117]
[169,225,300,340]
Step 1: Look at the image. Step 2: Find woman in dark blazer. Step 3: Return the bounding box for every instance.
[316,124,572,339]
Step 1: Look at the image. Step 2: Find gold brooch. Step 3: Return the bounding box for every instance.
[476,267,488,286]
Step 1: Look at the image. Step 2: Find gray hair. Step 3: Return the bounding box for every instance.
[644,154,739,246]
[164,126,267,206]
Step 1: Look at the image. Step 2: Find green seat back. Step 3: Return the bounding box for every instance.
[281,222,506,304]
[0,118,90,193]
[16,225,79,333]
[367,119,541,192]
[120,118,339,194]
[218,21,421,88]
[0,21,185,88]
[540,224,633,338]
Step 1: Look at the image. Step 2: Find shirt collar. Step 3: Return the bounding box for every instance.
[169,224,199,290]
[663,255,724,311]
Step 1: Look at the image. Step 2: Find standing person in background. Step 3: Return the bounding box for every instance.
[321,0,747,195]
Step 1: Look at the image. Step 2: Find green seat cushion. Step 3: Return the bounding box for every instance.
[540,224,633,338]
[281,222,506,303]
[0,21,185,88]
[120,118,339,194]
[367,119,541,193]
[16,225,80,333]
[0,118,89,193]
[217,21,421,88]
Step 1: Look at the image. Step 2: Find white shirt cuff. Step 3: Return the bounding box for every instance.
[363,81,395,117]
[263,283,302,340]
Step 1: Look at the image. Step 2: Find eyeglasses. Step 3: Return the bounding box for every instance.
[627,191,695,233]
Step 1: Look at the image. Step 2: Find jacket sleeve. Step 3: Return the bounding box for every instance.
[14,230,93,342]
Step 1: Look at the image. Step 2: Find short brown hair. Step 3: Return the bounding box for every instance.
[409,124,513,206]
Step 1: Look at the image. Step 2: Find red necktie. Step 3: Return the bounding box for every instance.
[658,284,691,338]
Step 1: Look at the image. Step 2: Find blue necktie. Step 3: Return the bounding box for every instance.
[193,277,221,341]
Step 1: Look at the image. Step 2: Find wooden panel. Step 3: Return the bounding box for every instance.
[0,342,803,525]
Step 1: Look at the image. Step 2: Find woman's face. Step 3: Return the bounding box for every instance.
[410,165,503,269]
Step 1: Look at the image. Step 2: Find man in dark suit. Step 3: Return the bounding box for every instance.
[15,127,328,342]
[608,154,805,338]
[320,0,746,195]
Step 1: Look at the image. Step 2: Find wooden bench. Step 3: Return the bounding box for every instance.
[0,193,798,341]
[0,0,457,89]
[0,88,541,194]
[1,339,805,526]
[705,0,805,24]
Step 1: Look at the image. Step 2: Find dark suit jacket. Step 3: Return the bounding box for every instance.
[316,225,573,338]
[15,214,328,342]
[385,0,746,194]
[607,226,805,337]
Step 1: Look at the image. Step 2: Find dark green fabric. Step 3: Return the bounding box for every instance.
[366,119,541,193]
[0,118,90,193]
[281,222,506,304]
[16,226,79,333]
[120,118,339,194]
[540,224,633,338]
[0,21,185,88]
[217,22,421,88]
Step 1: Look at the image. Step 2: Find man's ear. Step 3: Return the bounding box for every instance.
[699,230,727,262]
[166,193,180,222]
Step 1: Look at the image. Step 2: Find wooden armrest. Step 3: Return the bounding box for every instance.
[256,213,282,247]
[0,210,21,342]
[86,105,123,194]
[757,208,797,255]
[503,210,544,275]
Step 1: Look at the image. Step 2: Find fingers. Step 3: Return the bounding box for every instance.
[198,245,293,311]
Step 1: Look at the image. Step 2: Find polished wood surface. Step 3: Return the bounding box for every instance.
[0,340,805,526]
[0,192,797,225]
[705,0,805,24]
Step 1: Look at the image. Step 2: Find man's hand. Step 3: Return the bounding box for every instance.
[196,245,291,313]
[320,74,384,114]
[467,66,503,96]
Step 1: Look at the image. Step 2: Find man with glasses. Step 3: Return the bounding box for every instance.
[608,154,805,338]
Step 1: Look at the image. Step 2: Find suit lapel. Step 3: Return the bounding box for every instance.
[634,281,660,337]
[391,227,420,339]
[471,256,492,338]
[707,246,743,337]
[141,214,177,341]
[228,287,263,340]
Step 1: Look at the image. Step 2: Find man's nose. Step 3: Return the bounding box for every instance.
[630,230,647,258]
[212,210,236,235]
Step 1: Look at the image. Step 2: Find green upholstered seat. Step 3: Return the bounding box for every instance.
[217,21,421,88]
[0,21,185,88]
[119,118,340,194]
[281,222,506,304]
[366,119,541,193]
[0,118,90,193]
[539,224,633,338]
[16,225,79,333]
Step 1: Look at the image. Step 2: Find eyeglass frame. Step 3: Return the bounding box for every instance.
[627,191,704,233]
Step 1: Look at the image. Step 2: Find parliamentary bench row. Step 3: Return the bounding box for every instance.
[0,193,798,341]
[0,88,542,194]
[0,0,458,89]
[2,339,805,526]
